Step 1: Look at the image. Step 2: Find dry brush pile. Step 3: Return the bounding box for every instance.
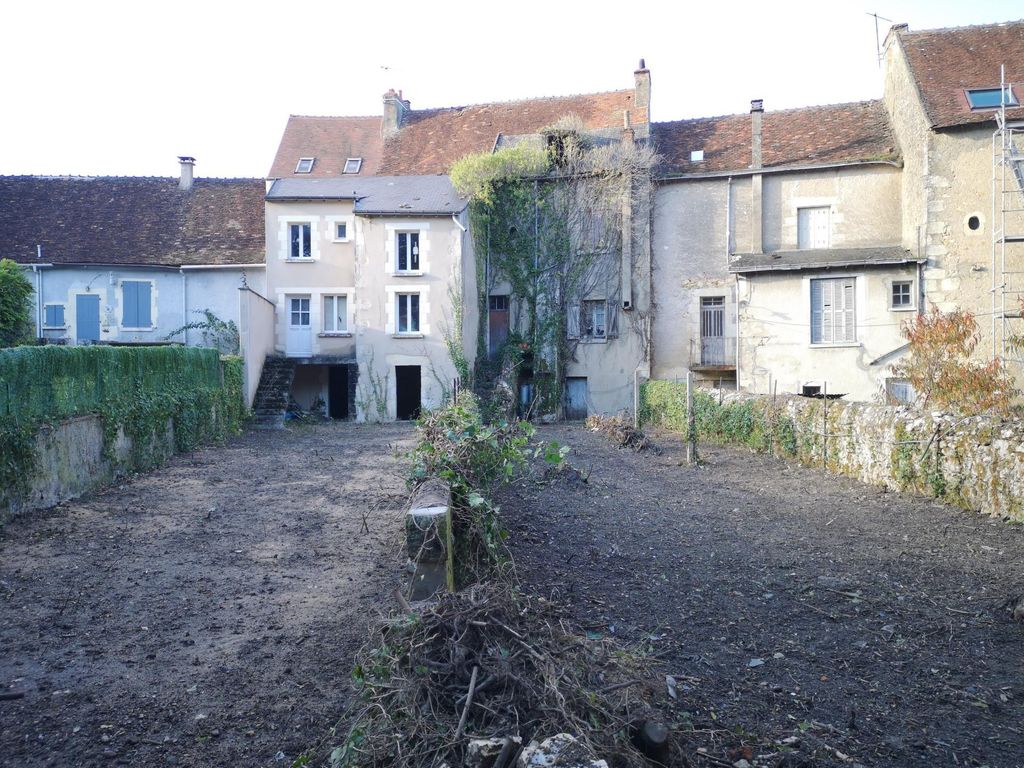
[585,414,658,453]
[299,397,678,768]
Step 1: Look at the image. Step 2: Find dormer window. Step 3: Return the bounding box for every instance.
[343,158,362,174]
[966,86,1019,110]
[295,157,315,173]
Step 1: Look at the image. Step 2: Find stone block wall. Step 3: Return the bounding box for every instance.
[641,380,1024,521]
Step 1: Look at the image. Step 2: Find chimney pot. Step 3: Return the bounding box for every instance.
[638,57,646,71]
[750,99,764,113]
[177,156,195,191]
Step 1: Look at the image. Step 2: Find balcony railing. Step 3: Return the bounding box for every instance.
[690,336,737,368]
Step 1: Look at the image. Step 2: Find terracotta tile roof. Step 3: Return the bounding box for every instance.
[654,100,898,175]
[268,115,384,178]
[378,90,643,175]
[897,20,1024,129]
[0,176,265,267]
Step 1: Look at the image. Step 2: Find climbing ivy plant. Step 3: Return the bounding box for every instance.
[450,116,657,417]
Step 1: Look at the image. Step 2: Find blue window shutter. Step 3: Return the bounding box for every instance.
[123,282,138,327]
[137,282,152,326]
[44,305,64,326]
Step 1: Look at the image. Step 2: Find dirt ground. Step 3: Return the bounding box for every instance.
[500,424,1024,768]
[0,422,414,768]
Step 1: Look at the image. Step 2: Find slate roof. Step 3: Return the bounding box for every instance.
[0,176,265,267]
[729,246,923,274]
[378,90,642,175]
[655,101,898,175]
[268,115,384,178]
[267,176,466,215]
[897,20,1024,129]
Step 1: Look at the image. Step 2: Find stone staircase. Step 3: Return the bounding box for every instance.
[252,356,297,429]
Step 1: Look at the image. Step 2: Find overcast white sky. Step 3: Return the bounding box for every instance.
[1,0,1020,178]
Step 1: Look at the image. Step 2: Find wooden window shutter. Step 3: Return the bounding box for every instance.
[123,282,138,327]
[606,301,619,338]
[840,278,855,342]
[137,282,152,326]
[567,303,581,339]
[810,279,823,343]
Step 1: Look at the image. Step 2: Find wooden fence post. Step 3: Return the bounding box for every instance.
[686,370,697,466]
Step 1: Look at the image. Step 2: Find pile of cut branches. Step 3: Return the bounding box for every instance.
[321,584,667,768]
[585,414,658,453]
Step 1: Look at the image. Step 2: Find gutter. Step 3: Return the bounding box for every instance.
[729,256,927,275]
[179,263,266,270]
[657,157,902,183]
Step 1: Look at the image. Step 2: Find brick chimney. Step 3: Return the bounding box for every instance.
[178,156,196,191]
[382,89,410,139]
[633,59,651,141]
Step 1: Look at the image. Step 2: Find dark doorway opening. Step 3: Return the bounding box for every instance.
[395,365,421,421]
[328,365,350,419]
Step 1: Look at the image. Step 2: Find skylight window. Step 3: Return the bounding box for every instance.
[690,150,705,162]
[343,158,363,174]
[966,87,1019,110]
[295,157,315,173]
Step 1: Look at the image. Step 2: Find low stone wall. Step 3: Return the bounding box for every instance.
[2,414,175,524]
[640,381,1024,521]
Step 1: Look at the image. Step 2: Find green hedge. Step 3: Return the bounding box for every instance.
[0,346,246,508]
[0,345,222,421]
[639,379,798,456]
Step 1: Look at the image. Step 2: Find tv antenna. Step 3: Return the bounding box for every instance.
[867,11,893,67]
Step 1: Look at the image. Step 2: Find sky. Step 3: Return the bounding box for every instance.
[1,0,1021,179]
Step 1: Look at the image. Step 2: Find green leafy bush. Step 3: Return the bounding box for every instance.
[0,259,34,347]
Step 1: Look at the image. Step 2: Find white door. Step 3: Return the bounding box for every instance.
[286,295,312,357]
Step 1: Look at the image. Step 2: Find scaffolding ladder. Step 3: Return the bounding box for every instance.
[991,67,1024,365]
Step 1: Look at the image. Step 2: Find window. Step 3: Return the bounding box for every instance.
[323,295,348,333]
[121,281,152,328]
[43,304,65,328]
[891,280,914,309]
[886,378,915,405]
[396,293,420,334]
[289,223,312,259]
[488,295,509,312]
[798,206,831,249]
[335,222,348,240]
[295,157,315,173]
[582,299,607,339]
[690,150,704,162]
[289,297,310,326]
[966,87,1018,110]
[810,277,855,344]
[343,158,362,174]
[396,231,420,272]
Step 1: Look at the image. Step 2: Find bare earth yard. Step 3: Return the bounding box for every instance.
[501,425,1024,768]
[5,420,1024,768]
[0,423,414,768]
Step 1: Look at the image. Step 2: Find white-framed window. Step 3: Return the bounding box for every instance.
[886,377,916,405]
[43,304,66,328]
[289,297,311,327]
[582,299,606,339]
[890,280,914,310]
[120,280,153,329]
[396,293,420,334]
[323,295,348,333]
[289,223,312,259]
[798,206,831,249]
[810,277,855,344]
[343,158,362,174]
[396,231,420,273]
[295,157,315,173]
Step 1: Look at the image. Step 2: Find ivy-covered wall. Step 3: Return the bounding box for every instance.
[1,346,246,520]
[640,380,1024,522]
